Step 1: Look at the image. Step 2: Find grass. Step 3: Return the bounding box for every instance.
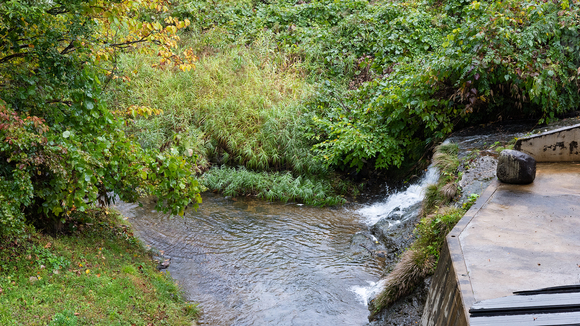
[369,142,470,318]
[201,166,348,206]
[0,210,197,325]
[108,32,322,175]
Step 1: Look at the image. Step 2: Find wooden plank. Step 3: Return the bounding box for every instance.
[470,311,580,326]
[514,284,580,295]
[470,293,580,314]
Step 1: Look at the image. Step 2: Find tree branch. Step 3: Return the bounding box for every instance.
[60,41,76,55]
[107,34,151,48]
[46,6,68,15]
[0,52,27,64]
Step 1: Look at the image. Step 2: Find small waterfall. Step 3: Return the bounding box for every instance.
[352,165,439,306]
[357,166,439,226]
[351,279,387,306]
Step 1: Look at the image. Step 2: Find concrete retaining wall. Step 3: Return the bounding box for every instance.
[515,124,580,162]
[421,181,499,326]
[420,242,468,326]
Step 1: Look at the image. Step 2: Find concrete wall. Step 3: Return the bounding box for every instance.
[515,124,580,162]
[420,242,468,326]
[421,181,499,326]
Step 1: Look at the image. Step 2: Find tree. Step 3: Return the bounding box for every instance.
[0,0,199,235]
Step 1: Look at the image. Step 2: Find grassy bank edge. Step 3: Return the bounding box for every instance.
[0,209,198,325]
[368,143,473,318]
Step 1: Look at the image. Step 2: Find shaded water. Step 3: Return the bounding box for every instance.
[116,195,385,325]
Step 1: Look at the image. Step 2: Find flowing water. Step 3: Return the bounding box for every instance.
[112,118,580,325]
[113,170,439,326]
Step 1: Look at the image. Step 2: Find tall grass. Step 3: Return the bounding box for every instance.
[202,166,346,206]
[108,32,323,175]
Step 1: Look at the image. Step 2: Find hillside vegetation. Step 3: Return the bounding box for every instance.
[111,0,579,186]
[1,0,578,322]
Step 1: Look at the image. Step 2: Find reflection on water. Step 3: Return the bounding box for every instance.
[115,194,383,326]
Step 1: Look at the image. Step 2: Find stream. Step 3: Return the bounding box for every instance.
[113,117,580,326]
[113,169,438,326]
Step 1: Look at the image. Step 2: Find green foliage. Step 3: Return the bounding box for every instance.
[0,210,197,325]
[109,37,323,175]
[0,0,201,234]
[179,0,579,172]
[202,166,346,206]
[462,193,480,210]
[49,311,78,326]
[307,0,580,171]
[113,0,580,204]
[412,207,464,267]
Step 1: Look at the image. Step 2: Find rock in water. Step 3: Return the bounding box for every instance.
[496,149,536,184]
[157,258,171,270]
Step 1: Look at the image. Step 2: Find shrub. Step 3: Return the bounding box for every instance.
[0,0,201,235]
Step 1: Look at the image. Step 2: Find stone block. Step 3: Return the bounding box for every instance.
[496,149,536,184]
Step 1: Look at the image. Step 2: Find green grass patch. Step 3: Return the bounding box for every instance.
[202,166,347,206]
[108,33,322,175]
[0,211,197,325]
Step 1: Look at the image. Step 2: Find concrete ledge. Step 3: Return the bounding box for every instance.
[421,163,580,326]
[515,124,580,162]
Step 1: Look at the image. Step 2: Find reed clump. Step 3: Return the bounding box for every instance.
[202,166,346,206]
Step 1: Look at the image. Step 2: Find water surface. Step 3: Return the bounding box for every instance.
[116,195,384,325]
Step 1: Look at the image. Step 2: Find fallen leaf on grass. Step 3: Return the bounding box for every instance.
[44,242,52,249]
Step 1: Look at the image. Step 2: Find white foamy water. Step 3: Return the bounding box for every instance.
[357,166,439,226]
[352,279,388,306]
[351,166,439,305]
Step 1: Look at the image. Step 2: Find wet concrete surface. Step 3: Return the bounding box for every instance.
[458,163,580,302]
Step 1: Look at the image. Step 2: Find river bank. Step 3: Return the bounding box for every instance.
[0,210,198,325]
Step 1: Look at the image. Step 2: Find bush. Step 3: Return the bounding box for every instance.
[307,0,580,171]
[0,0,201,235]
